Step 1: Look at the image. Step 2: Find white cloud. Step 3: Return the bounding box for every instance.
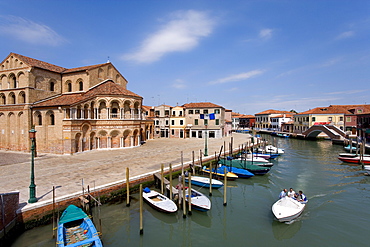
[172,79,186,89]
[209,70,264,85]
[0,15,66,46]
[336,31,354,40]
[122,10,215,63]
[259,28,273,39]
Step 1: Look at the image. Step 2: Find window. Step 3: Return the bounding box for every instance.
[214,109,220,114]
[67,83,72,92]
[172,111,175,116]
[50,81,55,91]
[79,81,83,91]
[191,131,197,137]
[209,131,215,138]
[172,129,175,135]
[328,117,332,122]
[155,111,160,116]
[155,120,159,125]
[179,111,183,116]
[195,110,200,114]
[339,117,343,121]
[171,120,175,125]
[194,119,198,125]
[37,114,42,125]
[165,110,170,116]
[165,120,169,125]
[204,109,208,114]
[216,119,219,125]
[204,119,208,125]
[50,114,55,125]
[312,117,316,122]
[180,120,184,125]
[188,110,193,114]
[346,117,351,122]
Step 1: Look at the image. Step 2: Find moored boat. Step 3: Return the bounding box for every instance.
[272,197,306,222]
[338,156,370,164]
[258,145,284,154]
[142,187,178,213]
[185,188,211,212]
[185,175,224,189]
[57,205,103,247]
[218,165,254,178]
[219,159,270,175]
[202,166,238,180]
[344,145,357,152]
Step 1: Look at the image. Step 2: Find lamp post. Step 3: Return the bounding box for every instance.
[28,128,38,203]
[204,124,208,156]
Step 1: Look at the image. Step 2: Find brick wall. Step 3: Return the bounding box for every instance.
[0,192,19,238]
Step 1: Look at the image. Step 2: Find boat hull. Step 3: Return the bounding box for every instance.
[143,189,178,213]
[272,197,306,222]
[219,165,254,178]
[186,189,211,211]
[338,156,370,164]
[57,205,103,247]
[185,176,224,189]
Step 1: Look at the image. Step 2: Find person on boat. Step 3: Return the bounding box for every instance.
[287,188,296,198]
[279,189,287,199]
[297,191,307,202]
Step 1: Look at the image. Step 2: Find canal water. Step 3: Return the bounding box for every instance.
[10,136,370,246]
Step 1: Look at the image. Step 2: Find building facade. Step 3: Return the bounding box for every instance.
[254,109,292,129]
[182,102,226,139]
[0,53,153,154]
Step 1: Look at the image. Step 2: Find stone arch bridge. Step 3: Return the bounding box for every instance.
[303,125,346,140]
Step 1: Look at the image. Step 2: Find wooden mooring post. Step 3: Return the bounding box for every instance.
[188,173,192,215]
[126,167,130,207]
[139,184,143,235]
[223,167,227,206]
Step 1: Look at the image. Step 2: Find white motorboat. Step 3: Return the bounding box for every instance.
[185,188,211,212]
[258,145,285,154]
[143,187,178,213]
[272,197,306,222]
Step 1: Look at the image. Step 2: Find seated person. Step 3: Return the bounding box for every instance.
[287,188,296,198]
[297,190,307,202]
[279,189,287,199]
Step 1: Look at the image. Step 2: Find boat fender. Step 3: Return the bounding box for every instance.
[84,229,88,234]
[143,187,151,193]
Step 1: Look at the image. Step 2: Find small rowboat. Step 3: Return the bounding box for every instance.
[143,187,178,213]
[219,159,270,175]
[272,197,306,222]
[185,188,211,212]
[202,166,238,180]
[185,175,224,189]
[57,205,102,247]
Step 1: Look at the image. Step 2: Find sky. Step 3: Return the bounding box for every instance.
[0,0,369,115]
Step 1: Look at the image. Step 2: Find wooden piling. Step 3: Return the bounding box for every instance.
[169,163,173,200]
[182,175,186,218]
[52,186,55,238]
[223,167,227,206]
[209,162,213,196]
[139,184,143,235]
[126,167,130,207]
[188,173,192,215]
[161,164,164,194]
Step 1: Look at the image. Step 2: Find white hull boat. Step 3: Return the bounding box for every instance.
[185,175,224,189]
[272,197,306,222]
[258,145,285,154]
[185,188,211,212]
[143,188,178,213]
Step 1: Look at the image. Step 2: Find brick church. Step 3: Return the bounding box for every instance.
[0,53,153,154]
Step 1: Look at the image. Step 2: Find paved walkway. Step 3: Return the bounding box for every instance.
[0,133,251,207]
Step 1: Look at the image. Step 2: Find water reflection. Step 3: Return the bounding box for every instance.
[272,219,302,240]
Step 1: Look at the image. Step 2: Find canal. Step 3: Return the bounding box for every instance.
[10,136,370,246]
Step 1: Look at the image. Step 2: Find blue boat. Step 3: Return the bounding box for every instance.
[57,205,103,247]
[219,165,254,178]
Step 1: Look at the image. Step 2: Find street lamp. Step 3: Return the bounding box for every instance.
[28,128,38,203]
[204,124,208,156]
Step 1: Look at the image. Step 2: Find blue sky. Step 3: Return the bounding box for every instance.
[1,0,369,114]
